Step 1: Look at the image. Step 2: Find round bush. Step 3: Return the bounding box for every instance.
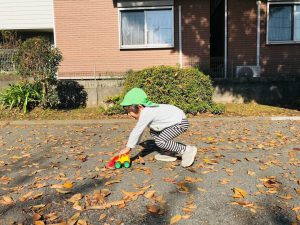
[122,66,214,114]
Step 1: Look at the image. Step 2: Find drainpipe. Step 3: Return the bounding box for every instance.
[179,5,183,68]
[224,0,228,78]
[257,1,261,77]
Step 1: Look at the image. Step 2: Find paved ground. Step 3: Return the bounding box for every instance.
[0,118,299,225]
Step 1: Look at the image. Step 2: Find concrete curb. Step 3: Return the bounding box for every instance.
[0,116,299,126]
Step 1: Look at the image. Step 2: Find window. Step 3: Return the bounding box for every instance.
[268,3,300,44]
[119,7,174,48]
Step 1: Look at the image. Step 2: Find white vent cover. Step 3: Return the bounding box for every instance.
[236,65,261,78]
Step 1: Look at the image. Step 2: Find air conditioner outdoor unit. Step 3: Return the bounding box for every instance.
[236,65,261,78]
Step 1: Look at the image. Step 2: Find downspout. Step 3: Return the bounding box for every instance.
[224,0,228,78]
[179,5,183,68]
[256,1,261,77]
[52,0,57,47]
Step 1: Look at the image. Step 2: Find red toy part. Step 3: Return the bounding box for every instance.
[106,155,119,169]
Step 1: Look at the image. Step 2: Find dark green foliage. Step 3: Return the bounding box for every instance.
[104,65,224,115]
[56,80,87,109]
[210,103,225,115]
[0,82,41,114]
[14,37,62,107]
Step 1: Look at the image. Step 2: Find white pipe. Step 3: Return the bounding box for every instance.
[256,1,261,74]
[224,0,228,78]
[179,5,183,69]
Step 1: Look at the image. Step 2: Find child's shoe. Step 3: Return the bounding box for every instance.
[155,153,177,162]
[181,146,197,167]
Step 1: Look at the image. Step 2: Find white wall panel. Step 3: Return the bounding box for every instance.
[0,0,54,30]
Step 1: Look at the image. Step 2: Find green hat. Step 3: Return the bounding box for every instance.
[120,88,158,107]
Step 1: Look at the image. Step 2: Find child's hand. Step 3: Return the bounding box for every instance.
[119,147,130,156]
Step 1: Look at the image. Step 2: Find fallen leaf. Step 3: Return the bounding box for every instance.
[63,182,73,189]
[295,188,300,195]
[232,188,247,198]
[279,193,293,200]
[19,191,33,202]
[33,213,42,221]
[99,213,107,220]
[292,206,300,211]
[185,176,203,183]
[67,212,80,225]
[56,189,71,194]
[170,215,182,224]
[34,221,45,225]
[105,179,121,186]
[147,204,160,214]
[0,196,14,205]
[197,187,207,192]
[144,190,156,199]
[297,214,300,222]
[247,170,255,176]
[77,219,87,225]
[67,193,82,203]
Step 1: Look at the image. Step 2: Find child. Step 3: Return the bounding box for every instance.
[118,87,197,168]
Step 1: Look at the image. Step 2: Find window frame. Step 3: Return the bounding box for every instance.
[267,1,300,44]
[118,6,174,49]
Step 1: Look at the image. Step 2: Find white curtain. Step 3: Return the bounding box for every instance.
[295,6,300,41]
[145,9,172,45]
[268,6,292,41]
[121,11,144,45]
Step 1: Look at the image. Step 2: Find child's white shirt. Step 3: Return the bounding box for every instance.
[126,104,186,148]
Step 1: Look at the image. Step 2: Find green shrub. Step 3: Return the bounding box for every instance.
[0,82,41,113]
[104,65,220,115]
[210,103,225,114]
[15,37,62,107]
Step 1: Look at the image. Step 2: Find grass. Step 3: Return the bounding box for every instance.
[0,103,299,121]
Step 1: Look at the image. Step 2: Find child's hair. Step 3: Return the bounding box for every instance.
[123,105,143,114]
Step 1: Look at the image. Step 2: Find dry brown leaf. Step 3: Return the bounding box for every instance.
[63,182,73,189]
[67,193,82,203]
[279,193,293,200]
[232,188,247,198]
[297,214,300,222]
[185,176,203,183]
[136,156,145,165]
[110,200,125,206]
[19,191,33,202]
[34,221,45,225]
[105,179,121,186]
[170,215,182,225]
[144,190,156,199]
[77,219,87,225]
[294,188,300,195]
[29,204,46,210]
[219,178,230,185]
[32,193,43,200]
[67,212,80,225]
[33,213,42,221]
[147,204,160,214]
[247,170,255,176]
[99,213,107,220]
[0,195,14,205]
[50,184,64,189]
[45,213,58,221]
[197,187,207,192]
[56,189,71,194]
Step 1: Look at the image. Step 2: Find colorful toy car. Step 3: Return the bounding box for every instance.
[106,154,131,169]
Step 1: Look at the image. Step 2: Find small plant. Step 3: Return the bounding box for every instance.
[15,37,62,107]
[0,82,41,113]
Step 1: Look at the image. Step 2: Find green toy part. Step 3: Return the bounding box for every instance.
[115,162,122,169]
[123,161,131,168]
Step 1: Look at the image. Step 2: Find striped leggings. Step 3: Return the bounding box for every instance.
[150,118,189,154]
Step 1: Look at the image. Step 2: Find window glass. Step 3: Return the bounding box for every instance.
[120,8,173,47]
[268,5,292,41]
[121,11,144,46]
[295,5,300,41]
[145,9,173,45]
